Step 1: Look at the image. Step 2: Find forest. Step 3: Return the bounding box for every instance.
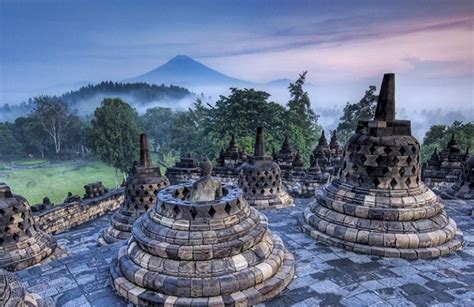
[0,74,472,175]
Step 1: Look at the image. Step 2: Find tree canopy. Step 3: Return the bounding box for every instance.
[86,98,141,175]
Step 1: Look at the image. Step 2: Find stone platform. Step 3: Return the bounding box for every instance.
[15,199,473,306]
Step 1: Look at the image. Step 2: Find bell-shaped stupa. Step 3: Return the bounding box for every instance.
[0,269,43,306]
[0,183,57,271]
[442,155,474,200]
[300,74,464,259]
[110,158,295,305]
[238,127,293,209]
[99,134,170,245]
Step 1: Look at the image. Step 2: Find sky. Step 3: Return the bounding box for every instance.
[0,0,473,118]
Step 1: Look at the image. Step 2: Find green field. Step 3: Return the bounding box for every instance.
[0,160,117,205]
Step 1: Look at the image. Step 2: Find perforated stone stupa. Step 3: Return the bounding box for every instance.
[213,134,248,182]
[300,73,464,259]
[0,269,43,306]
[165,153,201,184]
[110,162,295,305]
[422,134,468,192]
[0,183,57,271]
[99,134,170,245]
[238,127,293,209]
[442,156,474,200]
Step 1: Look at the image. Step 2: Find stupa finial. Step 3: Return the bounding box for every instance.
[139,133,151,168]
[254,127,265,157]
[374,73,396,122]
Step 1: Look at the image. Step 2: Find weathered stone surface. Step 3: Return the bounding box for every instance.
[213,134,248,180]
[300,73,464,259]
[0,183,57,271]
[110,173,295,305]
[165,153,201,184]
[442,155,474,200]
[0,269,44,306]
[422,134,469,192]
[15,198,474,306]
[99,134,169,245]
[239,127,294,209]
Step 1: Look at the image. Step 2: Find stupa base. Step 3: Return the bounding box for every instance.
[0,233,57,272]
[299,211,464,259]
[110,240,295,306]
[247,192,294,209]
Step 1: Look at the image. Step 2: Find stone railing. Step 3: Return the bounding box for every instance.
[33,188,124,235]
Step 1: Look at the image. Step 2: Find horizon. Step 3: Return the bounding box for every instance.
[0,0,473,118]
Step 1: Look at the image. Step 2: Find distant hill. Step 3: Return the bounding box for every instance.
[61,81,192,106]
[0,81,194,121]
[127,55,252,87]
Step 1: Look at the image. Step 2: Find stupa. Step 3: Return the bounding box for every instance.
[422,134,468,191]
[442,156,474,200]
[165,153,201,184]
[0,269,43,306]
[99,134,170,245]
[213,134,247,182]
[110,158,295,305]
[0,183,57,271]
[238,127,294,209]
[273,135,296,171]
[300,73,464,259]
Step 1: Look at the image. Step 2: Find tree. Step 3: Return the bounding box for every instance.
[337,85,377,143]
[140,107,175,153]
[0,123,22,160]
[286,71,321,164]
[203,88,289,158]
[12,116,50,158]
[421,121,473,161]
[86,98,141,184]
[32,96,72,156]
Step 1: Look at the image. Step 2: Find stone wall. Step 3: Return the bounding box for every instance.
[33,188,124,235]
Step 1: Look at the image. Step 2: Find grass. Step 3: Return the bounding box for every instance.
[13,159,49,167]
[0,160,116,205]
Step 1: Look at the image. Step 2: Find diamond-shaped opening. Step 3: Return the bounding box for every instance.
[372,177,381,187]
[366,166,374,175]
[384,147,392,154]
[399,147,406,155]
[342,162,347,170]
[375,155,384,165]
[369,145,377,154]
[190,207,197,219]
[399,167,405,176]
[360,155,367,163]
[392,157,399,164]
[12,233,20,242]
[269,188,274,194]
[390,178,398,188]
[357,176,364,185]
[225,203,232,215]
[252,188,256,195]
[411,146,417,154]
[406,156,412,164]
[356,144,362,151]
[405,177,411,186]
[412,166,416,174]
[208,206,216,217]
[173,205,180,216]
[382,167,390,175]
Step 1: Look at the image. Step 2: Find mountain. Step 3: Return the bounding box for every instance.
[128,55,252,87]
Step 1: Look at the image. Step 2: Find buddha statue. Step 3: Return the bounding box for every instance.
[189,157,223,202]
